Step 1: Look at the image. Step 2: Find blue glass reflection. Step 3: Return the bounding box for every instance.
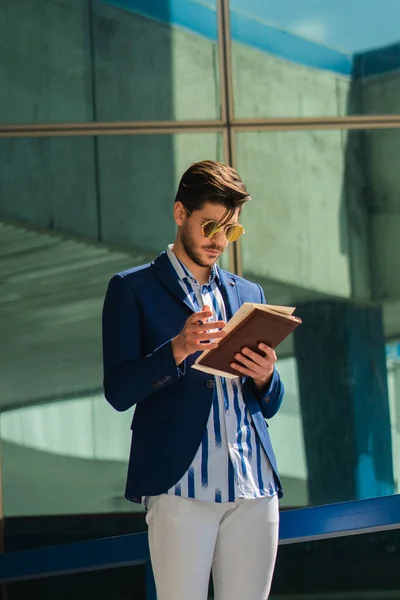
[230,0,400,53]
[98,0,400,76]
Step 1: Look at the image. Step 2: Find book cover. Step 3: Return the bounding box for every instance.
[192,303,302,379]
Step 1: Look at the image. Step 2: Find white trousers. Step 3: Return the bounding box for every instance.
[146,493,279,600]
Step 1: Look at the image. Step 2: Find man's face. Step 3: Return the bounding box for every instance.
[176,201,240,268]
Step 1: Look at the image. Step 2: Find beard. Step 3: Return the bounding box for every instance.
[180,225,224,268]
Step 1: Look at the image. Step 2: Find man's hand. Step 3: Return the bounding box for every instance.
[230,343,277,391]
[172,306,226,366]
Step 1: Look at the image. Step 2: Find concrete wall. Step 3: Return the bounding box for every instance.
[236,130,362,299]
[92,2,219,122]
[0,0,93,124]
[232,44,353,119]
[0,0,219,125]
[0,133,222,247]
[357,74,400,301]
[98,133,223,251]
[364,128,400,301]
[230,45,372,301]
[0,136,100,238]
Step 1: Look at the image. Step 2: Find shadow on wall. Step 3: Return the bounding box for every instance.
[343,42,400,302]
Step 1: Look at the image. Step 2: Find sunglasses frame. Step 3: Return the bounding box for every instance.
[184,208,245,242]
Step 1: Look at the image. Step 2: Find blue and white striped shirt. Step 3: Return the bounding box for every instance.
[163,245,276,503]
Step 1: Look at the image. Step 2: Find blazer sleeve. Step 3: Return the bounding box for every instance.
[242,283,285,419]
[102,274,183,412]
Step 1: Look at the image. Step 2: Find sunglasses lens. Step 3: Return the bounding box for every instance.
[202,220,245,241]
[225,225,244,242]
[202,221,221,238]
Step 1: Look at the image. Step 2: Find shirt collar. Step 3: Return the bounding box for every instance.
[166,244,219,285]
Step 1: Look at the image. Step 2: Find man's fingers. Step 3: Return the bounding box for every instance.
[230,362,257,377]
[195,341,220,351]
[199,320,226,331]
[194,307,213,320]
[240,348,266,366]
[190,321,226,332]
[195,331,226,342]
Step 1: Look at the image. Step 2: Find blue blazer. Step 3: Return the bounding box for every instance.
[102,251,285,502]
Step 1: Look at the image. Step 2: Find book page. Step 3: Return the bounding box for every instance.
[258,304,296,316]
[191,363,239,379]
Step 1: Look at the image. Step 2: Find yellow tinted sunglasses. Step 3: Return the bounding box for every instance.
[185,208,245,242]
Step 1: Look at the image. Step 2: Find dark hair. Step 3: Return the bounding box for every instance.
[175,160,251,220]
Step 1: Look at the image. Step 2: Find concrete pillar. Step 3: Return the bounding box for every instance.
[293,300,395,505]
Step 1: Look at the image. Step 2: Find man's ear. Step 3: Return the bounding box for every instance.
[174,201,186,227]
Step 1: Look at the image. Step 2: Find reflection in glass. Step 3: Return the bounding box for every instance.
[236,128,400,505]
[0,396,135,516]
[1,347,398,516]
[273,527,400,596]
[0,0,220,124]
[230,0,400,117]
[268,358,308,508]
[0,133,223,246]
[387,342,400,493]
[0,132,223,516]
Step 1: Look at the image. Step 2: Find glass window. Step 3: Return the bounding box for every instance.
[0,0,220,124]
[230,0,400,118]
[0,132,223,516]
[98,132,224,250]
[273,528,400,596]
[268,357,308,508]
[235,128,400,505]
[0,396,134,516]
[0,132,224,244]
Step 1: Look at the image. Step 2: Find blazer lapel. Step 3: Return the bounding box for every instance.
[217,268,240,320]
[152,252,195,313]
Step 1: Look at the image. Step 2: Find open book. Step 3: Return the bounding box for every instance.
[192,303,302,379]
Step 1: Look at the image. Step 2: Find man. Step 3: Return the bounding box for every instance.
[102,160,284,600]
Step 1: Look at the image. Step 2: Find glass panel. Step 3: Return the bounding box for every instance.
[230,0,400,118]
[273,528,400,596]
[268,357,308,508]
[0,132,223,516]
[236,129,400,506]
[0,0,220,124]
[98,132,224,250]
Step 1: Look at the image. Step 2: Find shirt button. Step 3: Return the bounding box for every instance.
[206,380,215,389]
